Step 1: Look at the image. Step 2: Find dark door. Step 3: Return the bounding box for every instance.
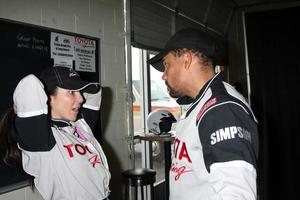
[245,6,300,200]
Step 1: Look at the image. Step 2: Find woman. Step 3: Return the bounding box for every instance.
[11,66,110,199]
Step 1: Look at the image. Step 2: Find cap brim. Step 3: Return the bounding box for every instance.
[81,82,100,94]
[147,52,165,72]
[63,80,100,94]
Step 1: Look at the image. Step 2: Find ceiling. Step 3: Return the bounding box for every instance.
[152,0,300,37]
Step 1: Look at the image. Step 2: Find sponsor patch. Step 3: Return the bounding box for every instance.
[196,97,217,124]
[210,126,252,145]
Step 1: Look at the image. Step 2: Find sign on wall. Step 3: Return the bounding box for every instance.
[49,33,97,72]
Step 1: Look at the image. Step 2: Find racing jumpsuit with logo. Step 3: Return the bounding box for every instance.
[13,74,110,200]
[169,72,258,200]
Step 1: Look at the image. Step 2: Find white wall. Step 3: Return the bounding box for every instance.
[0,0,129,199]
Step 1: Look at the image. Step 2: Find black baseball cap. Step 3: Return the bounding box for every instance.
[147,28,219,72]
[39,66,99,94]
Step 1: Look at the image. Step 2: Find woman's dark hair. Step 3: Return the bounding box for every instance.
[0,107,35,190]
[0,107,19,166]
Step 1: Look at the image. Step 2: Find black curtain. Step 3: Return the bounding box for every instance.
[245,6,300,200]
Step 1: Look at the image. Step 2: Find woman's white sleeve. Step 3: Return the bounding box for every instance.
[13,74,48,117]
[82,88,102,111]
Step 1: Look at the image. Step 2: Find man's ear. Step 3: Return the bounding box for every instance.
[183,51,192,70]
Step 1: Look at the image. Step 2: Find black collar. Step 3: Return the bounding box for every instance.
[51,119,71,128]
[185,72,223,117]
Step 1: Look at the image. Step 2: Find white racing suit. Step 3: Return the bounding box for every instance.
[170,72,258,200]
[13,74,110,200]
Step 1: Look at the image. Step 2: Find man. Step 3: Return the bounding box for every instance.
[148,28,258,200]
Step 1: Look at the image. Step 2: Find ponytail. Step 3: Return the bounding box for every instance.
[0,107,20,166]
[0,107,34,190]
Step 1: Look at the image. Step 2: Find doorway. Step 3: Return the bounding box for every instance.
[245,6,300,200]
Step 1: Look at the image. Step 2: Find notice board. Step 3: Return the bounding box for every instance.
[0,18,100,194]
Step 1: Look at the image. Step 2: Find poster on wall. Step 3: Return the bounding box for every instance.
[74,36,96,72]
[50,32,74,68]
[50,33,96,72]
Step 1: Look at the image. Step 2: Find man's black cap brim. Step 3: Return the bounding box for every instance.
[147,52,165,72]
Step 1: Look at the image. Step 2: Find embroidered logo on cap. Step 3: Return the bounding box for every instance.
[69,68,79,77]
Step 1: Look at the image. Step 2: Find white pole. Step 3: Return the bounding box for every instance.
[242,11,252,106]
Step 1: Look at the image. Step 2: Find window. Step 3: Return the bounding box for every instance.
[131,46,181,184]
